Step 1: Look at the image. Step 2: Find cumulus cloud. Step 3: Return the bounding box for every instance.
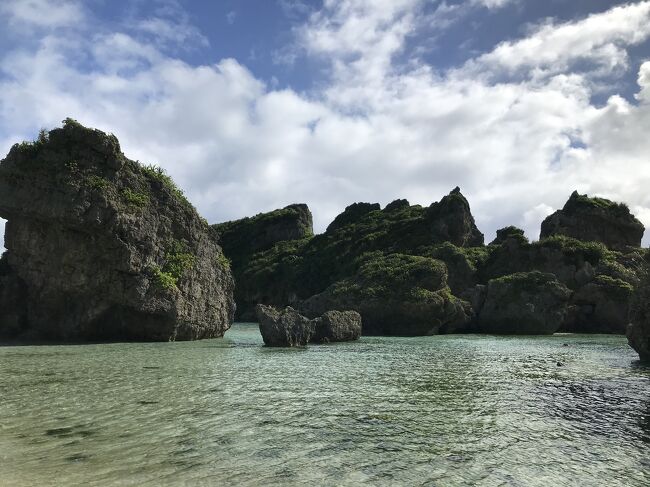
[1,0,650,252]
[463,2,650,82]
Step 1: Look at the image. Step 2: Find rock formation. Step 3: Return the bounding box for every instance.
[326,202,380,234]
[312,310,362,343]
[255,304,361,346]
[427,187,484,247]
[255,304,315,346]
[299,253,471,336]
[540,191,644,250]
[628,268,650,362]
[563,276,633,334]
[489,226,527,246]
[214,204,313,320]
[478,272,571,334]
[0,119,235,342]
[228,187,484,322]
[214,203,313,267]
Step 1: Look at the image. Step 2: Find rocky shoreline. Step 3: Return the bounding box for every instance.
[0,120,648,361]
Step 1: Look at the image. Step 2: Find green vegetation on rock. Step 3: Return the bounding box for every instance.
[122,188,150,209]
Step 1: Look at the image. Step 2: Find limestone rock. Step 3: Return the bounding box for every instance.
[478,271,571,335]
[312,310,362,343]
[628,272,650,362]
[540,191,644,250]
[427,187,484,247]
[255,304,315,347]
[255,305,361,346]
[214,204,313,320]
[563,276,633,334]
[490,226,528,246]
[214,203,313,266]
[326,202,381,234]
[0,119,235,342]
[299,253,471,336]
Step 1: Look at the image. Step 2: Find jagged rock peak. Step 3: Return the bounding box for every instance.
[0,118,235,342]
[326,202,380,234]
[427,187,484,247]
[540,191,644,249]
[384,199,410,212]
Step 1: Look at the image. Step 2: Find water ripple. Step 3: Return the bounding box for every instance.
[0,325,648,486]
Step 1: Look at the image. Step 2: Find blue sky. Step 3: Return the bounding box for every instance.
[1,0,650,244]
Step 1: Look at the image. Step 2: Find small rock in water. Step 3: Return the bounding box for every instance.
[557,362,563,366]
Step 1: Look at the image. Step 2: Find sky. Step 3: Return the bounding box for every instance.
[1,0,650,246]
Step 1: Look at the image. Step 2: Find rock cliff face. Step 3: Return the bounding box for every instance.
[541,191,644,249]
[0,119,235,342]
[213,204,313,320]
[255,304,361,346]
[478,272,571,335]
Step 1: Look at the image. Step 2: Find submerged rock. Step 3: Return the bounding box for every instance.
[540,191,644,250]
[255,304,361,346]
[478,271,571,335]
[0,119,235,342]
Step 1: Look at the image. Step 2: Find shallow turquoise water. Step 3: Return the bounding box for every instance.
[0,324,648,486]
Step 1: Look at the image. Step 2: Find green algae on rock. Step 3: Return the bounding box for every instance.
[0,119,235,342]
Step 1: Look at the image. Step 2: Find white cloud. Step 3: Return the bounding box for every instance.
[1,0,650,253]
[464,2,650,81]
[0,0,84,29]
[226,11,237,25]
[135,17,209,48]
[471,0,518,9]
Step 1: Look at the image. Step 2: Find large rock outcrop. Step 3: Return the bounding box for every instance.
[233,188,484,318]
[479,233,644,333]
[540,191,644,250]
[255,304,361,346]
[478,271,571,335]
[563,276,633,334]
[213,204,313,320]
[0,119,235,342]
[299,253,471,336]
